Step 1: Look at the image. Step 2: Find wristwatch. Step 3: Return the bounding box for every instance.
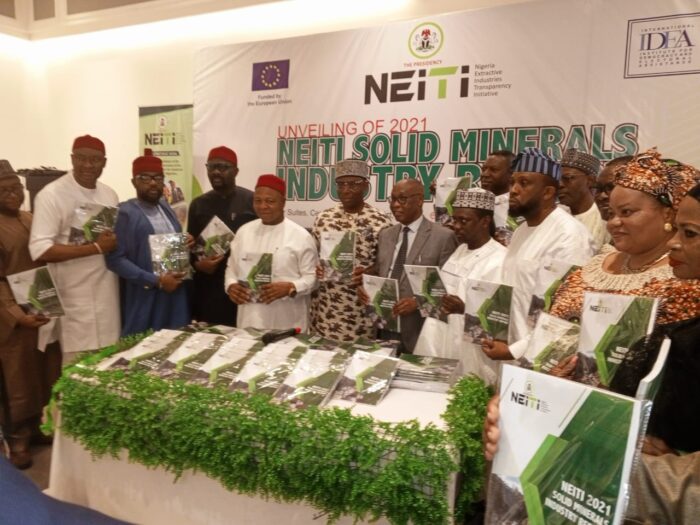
[288,283,297,298]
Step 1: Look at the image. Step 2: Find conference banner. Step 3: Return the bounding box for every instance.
[139,104,196,226]
[194,0,700,228]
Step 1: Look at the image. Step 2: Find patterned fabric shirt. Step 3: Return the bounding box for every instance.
[310,203,393,341]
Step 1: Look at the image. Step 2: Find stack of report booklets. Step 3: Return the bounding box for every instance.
[463,278,513,344]
[392,355,460,393]
[96,330,191,371]
[519,313,581,373]
[68,202,118,245]
[338,337,398,357]
[230,340,308,394]
[237,252,273,302]
[155,333,229,378]
[433,175,472,225]
[274,348,350,408]
[7,266,64,317]
[190,337,263,387]
[194,216,235,257]
[149,233,192,278]
[574,292,659,387]
[526,259,580,330]
[486,340,669,525]
[335,350,400,405]
[363,274,400,332]
[404,265,448,319]
[319,230,355,282]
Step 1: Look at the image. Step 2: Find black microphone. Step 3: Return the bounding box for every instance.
[261,327,301,345]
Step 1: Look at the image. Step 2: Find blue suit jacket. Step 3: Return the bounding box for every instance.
[106,198,191,336]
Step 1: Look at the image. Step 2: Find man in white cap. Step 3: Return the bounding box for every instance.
[29,135,120,359]
[310,159,392,341]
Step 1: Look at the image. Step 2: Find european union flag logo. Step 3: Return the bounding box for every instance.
[252,60,290,91]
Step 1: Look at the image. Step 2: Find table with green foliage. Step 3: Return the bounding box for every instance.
[44,334,491,525]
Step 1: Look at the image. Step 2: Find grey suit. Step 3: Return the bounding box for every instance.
[375,217,458,353]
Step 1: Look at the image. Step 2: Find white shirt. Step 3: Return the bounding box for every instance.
[493,193,510,229]
[575,203,610,253]
[388,215,424,274]
[29,173,121,353]
[504,207,595,358]
[224,218,318,331]
[443,239,507,385]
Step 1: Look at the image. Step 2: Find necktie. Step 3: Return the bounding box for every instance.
[390,226,410,280]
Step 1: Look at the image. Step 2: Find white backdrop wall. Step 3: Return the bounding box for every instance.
[0,0,533,201]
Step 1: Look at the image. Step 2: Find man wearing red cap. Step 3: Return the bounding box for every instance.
[29,135,121,357]
[224,174,317,331]
[187,146,256,326]
[106,150,192,336]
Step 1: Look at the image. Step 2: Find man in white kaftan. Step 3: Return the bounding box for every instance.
[484,148,595,361]
[28,135,120,356]
[224,175,317,332]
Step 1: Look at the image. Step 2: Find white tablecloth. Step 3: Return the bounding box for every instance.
[47,388,456,525]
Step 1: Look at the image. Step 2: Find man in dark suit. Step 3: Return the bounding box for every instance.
[359,178,458,353]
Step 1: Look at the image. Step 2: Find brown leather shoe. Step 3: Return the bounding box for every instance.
[31,433,54,446]
[10,449,33,470]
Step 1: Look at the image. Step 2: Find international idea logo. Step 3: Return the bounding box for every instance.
[408,22,444,59]
[624,13,699,78]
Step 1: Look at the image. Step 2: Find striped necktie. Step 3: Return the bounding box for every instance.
[390,226,410,280]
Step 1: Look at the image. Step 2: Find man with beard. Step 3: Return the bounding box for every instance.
[482,147,595,360]
[106,150,191,336]
[29,135,120,358]
[310,159,392,341]
[187,146,256,326]
[480,150,517,245]
[595,156,632,221]
[559,148,609,251]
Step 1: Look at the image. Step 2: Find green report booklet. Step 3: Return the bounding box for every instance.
[274,348,350,409]
[463,278,513,344]
[338,337,398,357]
[527,259,580,330]
[230,342,308,395]
[194,216,235,257]
[68,202,118,245]
[404,265,448,319]
[363,274,400,332]
[433,175,472,224]
[392,355,460,393]
[486,362,662,525]
[319,230,355,282]
[190,337,263,387]
[149,233,192,278]
[238,252,273,303]
[335,350,400,405]
[520,313,581,373]
[575,292,659,387]
[156,333,228,379]
[7,266,64,318]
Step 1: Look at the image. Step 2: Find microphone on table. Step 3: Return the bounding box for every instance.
[261,327,301,345]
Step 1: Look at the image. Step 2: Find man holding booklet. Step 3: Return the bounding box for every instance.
[106,150,192,336]
[29,135,121,358]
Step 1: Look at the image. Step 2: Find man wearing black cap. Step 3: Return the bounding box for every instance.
[106,150,192,336]
[483,147,595,361]
[187,146,256,326]
[0,161,57,469]
[29,135,120,359]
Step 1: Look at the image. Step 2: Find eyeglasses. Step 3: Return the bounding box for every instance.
[72,154,105,165]
[135,174,165,184]
[0,184,23,197]
[206,162,234,172]
[336,180,366,190]
[389,193,422,205]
